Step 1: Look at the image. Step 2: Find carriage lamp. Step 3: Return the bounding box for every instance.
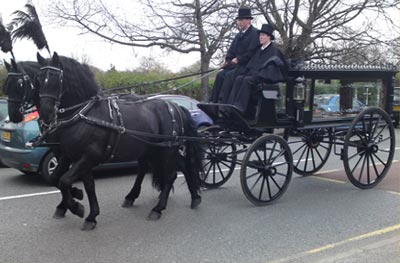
[293,76,305,126]
[294,76,305,101]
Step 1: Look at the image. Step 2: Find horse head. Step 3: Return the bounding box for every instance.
[36,51,99,126]
[3,59,40,123]
[36,51,64,125]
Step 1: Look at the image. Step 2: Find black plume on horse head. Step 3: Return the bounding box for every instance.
[0,17,14,59]
[11,4,50,53]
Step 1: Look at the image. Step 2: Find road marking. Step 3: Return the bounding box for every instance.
[0,190,60,201]
[306,224,400,254]
[269,224,400,263]
[311,176,346,184]
[385,190,400,196]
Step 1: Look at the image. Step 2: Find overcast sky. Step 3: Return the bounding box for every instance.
[1,0,198,72]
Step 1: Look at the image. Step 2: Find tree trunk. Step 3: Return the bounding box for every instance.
[200,56,211,101]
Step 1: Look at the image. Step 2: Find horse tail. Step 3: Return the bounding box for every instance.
[180,106,203,193]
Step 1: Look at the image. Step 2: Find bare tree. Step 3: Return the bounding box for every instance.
[46,0,399,100]
[251,0,400,66]
[47,0,249,99]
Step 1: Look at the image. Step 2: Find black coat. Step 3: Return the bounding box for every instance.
[225,25,259,72]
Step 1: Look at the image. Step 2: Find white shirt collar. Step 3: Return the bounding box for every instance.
[241,25,251,34]
[261,42,271,50]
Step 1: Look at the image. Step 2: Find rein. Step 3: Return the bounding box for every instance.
[101,68,218,94]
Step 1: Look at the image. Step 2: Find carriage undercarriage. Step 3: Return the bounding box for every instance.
[197,104,395,206]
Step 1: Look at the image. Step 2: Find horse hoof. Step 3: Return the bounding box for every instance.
[53,208,67,219]
[71,203,85,218]
[147,211,162,221]
[81,220,97,231]
[191,197,202,209]
[72,188,84,200]
[121,199,134,208]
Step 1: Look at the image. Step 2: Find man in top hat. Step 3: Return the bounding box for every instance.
[226,24,287,113]
[209,6,259,103]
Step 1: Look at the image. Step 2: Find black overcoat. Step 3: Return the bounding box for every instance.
[245,43,284,77]
[227,43,288,111]
[209,25,259,102]
[225,25,260,73]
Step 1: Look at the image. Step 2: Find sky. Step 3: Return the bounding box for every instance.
[0,0,198,72]
[2,1,398,72]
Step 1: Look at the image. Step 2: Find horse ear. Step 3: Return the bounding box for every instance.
[52,52,60,65]
[37,52,46,65]
[11,59,18,70]
[4,60,11,71]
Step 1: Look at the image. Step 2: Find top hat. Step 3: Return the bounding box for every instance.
[236,7,253,20]
[259,24,275,40]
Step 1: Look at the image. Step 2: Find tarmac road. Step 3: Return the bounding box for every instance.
[0,130,399,263]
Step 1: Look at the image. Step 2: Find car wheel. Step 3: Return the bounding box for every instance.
[40,152,58,185]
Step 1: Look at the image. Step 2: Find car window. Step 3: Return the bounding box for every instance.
[0,101,8,121]
[394,88,400,104]
[168,98,194,110]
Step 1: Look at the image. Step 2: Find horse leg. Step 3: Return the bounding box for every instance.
[51,156,84,219]
[122,158,147,207]
[147,158,178,220]
[58,157,93,219]
[81,171,99,231]
[177,154,201,209]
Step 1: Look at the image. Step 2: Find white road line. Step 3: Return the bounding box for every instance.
[2,150,399,202]
[0,190,60,201]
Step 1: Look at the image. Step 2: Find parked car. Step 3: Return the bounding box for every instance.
[0,110,136,184]
[314,94,365,113]
[149,94,213,129]
[0,98,7,122]
[0,98,8,167]
[393,87,400,128]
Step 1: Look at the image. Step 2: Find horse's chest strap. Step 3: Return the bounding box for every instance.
[105,98,124,161]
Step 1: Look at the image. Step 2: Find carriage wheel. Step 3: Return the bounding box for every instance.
[199,126,237,189]
[343,107,395,189]
[240,135,293,206]
[288,128,332,176]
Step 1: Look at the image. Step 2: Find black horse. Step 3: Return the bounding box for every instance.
[35,52,203,230]
[2,59,85,211]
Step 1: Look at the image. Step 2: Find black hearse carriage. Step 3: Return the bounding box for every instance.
[198,64,397,206]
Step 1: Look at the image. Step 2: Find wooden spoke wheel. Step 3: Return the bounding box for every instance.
[199,126,237,189]
[288,128,332,176]
[240,135,293,206]
[343,107,395,189]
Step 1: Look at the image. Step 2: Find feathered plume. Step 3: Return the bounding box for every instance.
[10,4,50,54]
[0,16,15,60]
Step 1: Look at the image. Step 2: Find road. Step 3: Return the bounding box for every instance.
[0,129,399,263]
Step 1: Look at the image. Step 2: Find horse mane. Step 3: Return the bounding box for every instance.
[58,56,100,101]
[17,61,41,78]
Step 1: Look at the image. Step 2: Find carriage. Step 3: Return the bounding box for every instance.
[197,64,397,205]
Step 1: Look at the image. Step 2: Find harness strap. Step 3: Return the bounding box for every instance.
[104,98,124,161]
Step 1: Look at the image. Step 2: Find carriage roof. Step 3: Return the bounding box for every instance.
[288,64,398,79]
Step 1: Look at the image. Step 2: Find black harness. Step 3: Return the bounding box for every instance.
[5,71,36,114]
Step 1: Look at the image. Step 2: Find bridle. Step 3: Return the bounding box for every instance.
[37,65,64,128]
[5,71,36,114]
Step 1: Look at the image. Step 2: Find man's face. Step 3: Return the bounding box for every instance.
[236,19,251,31]
[259,32,271,45]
